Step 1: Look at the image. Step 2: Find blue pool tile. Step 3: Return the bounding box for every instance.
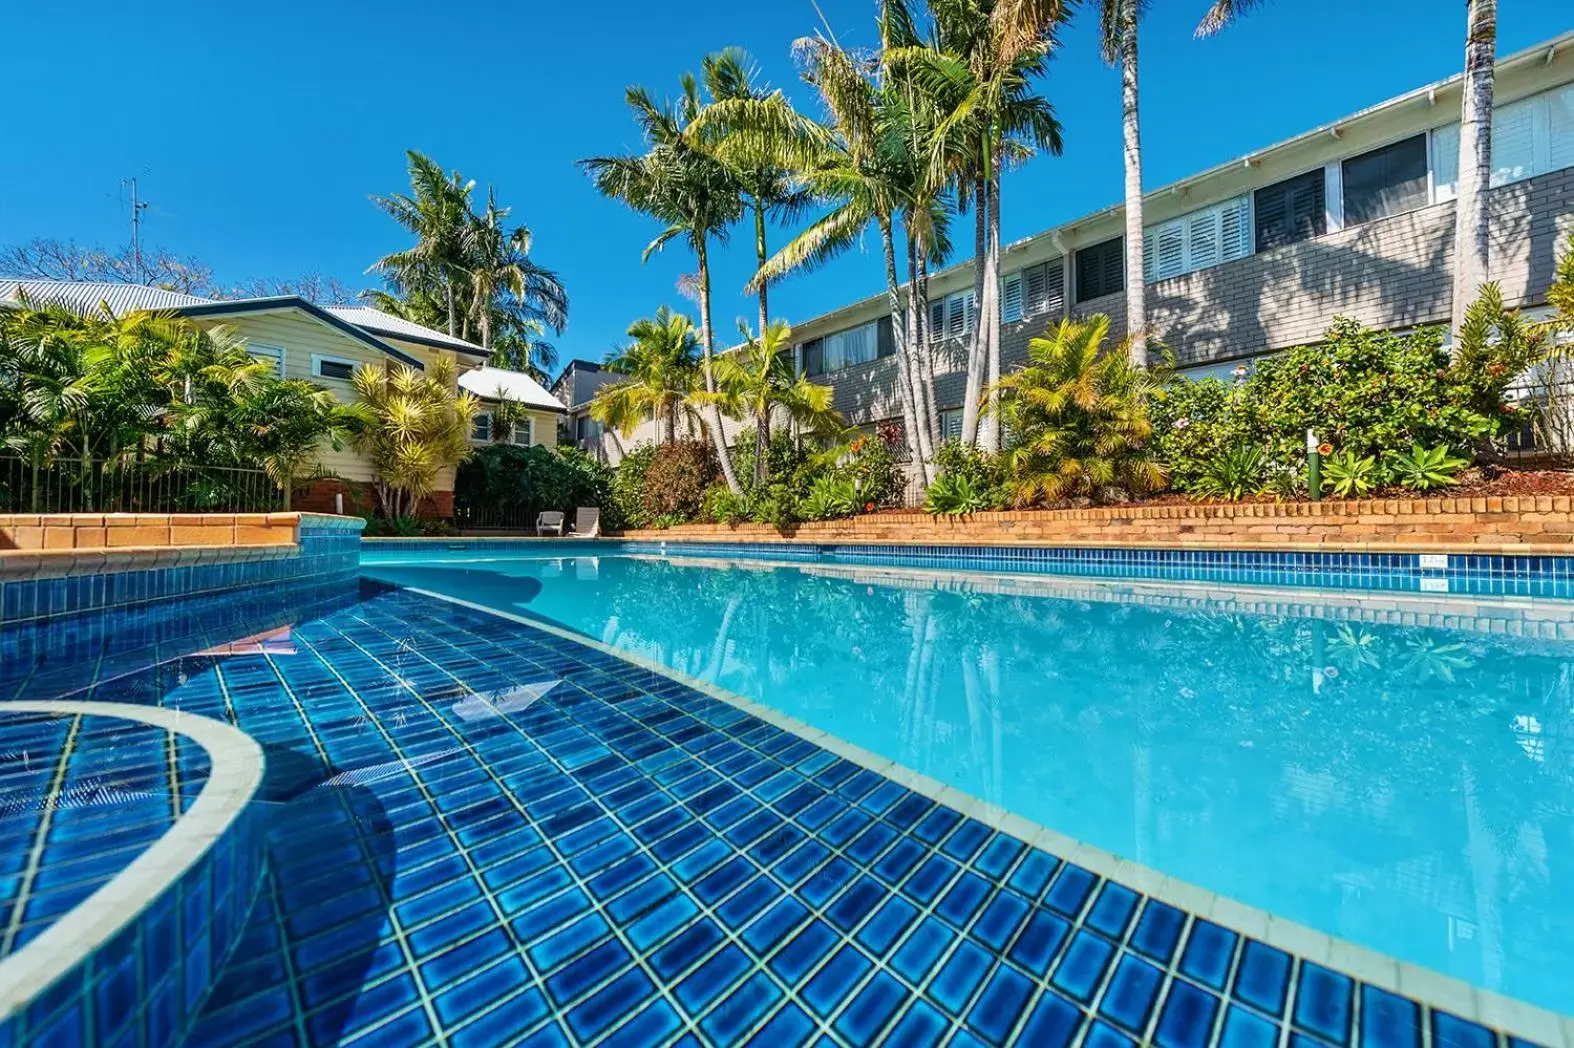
[1098,954,1164,1034]
[1432,1012,1499,1048]
[1179,920,1238,991]
[931,939,994,1017]
[1086,883,1140,941]
[965,964,1034,1044]
[892,918,956,985]
[1233,940,1292,1018]
[1050,930,1116,1003]
[802,944,873,1018]
[699,972,782,1043]
[832,969,905,1043]
[1045,864,1097,917]
[745,1002,816,1047]
[1152,979,1222,1048]
[1220,1005,1280,1048]
[886,999,949,1044]
[770,921,838,986]
[1085,1019,1140,1048]
[1130,900,1186,964]
[1017,989,1085,1048]
[674,944,751,1017]
[1007,908,1070,977]
[1292,962,1353,1044]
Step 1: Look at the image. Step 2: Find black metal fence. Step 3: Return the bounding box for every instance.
[0,456,284,514]
[452,501,542,532]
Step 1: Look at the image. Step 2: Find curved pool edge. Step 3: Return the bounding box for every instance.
[405,584,1574,1047]
[0,701,267,1045]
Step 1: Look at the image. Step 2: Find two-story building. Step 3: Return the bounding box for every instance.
[789,31,1574,450]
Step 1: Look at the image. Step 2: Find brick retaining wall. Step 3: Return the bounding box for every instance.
[618,496,1574,553]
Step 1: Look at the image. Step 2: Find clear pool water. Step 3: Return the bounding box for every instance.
[362,549,1574,1016]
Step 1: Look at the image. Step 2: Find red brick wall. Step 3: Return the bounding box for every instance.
[294,481,453,521]
[619,496,1574,553]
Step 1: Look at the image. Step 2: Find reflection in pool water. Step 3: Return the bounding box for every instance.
[363,552,1574,1015]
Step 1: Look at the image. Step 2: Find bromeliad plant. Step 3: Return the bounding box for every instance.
[1322,450,1377,499]
[351,354,478,520]
[1387,443,1468,491]
[1191,445,1266,502]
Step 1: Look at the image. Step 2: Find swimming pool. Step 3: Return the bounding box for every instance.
[361,544,1574,1025]
[2,539,1570,1046]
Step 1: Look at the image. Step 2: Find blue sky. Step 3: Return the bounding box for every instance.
[0,0,1568,376]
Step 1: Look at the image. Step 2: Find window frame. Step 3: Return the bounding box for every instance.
[311,353,359,382]
[1075,237,1124,304]
[510,417,534,446]
[1253,169,1328,253]
[1340,133,1431,226]
[1142,195,1251,284]
[247,342,286,378]
[471,411,493,444]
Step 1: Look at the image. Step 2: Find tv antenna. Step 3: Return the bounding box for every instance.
[122,177,150,282]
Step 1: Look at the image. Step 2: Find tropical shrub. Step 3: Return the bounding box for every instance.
[1387,443,1468,491]
[838,432,902,510]
[352,356,477,519]
[611,443,659,529]
[924,473,993,515]
[454,444,617,529]
[1322,450,1377,499]
[641,440,718,521]
[702,483,749,525]
[927,440,1008,512]
[1148,376,1246,493]
[801,476,859,521]
[989,316,1165,506]
[1191,445,1266,502]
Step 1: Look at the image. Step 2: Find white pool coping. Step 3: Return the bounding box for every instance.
[0,701,265,1023]
[407,585,1574,1047]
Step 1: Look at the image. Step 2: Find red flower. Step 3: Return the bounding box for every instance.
[864,502,875,513]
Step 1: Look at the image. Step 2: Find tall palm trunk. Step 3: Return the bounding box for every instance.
[981,160,1003,453]
[695,238,743,494]
[754,199,770,335]
[879,216,933,487]
[961,166,989,444]
[915,249,940,451]
[445,276,457,338]
[906,227,941,455]
[755,411,769,487]
[1451,0,1497,336]
[1119,0,1147,366]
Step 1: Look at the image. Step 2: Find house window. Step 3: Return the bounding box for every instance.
[1253,170,1326,252]
[247,343,285,378]
[1001,259,1065,324]
[802,317,893,376]
[938,408,963,442]
[928,289,977,342]
[471,412,492,443]
[1143,196,1250,283]
[1075,238,1124,303]
[511,418,533,446]
[576,416,604,442]
[1433,84,1574,201]
[1342,134,1429,225]
[312,355,358,381]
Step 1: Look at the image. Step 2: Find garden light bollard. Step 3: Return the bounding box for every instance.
[1306,430,1322,501]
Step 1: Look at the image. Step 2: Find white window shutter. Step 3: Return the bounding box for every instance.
[1002,273,1023,323]
[1142,230,1156,284]
[963,291,976,333]
[1221,197,1250,262]
[1043,260,1064,317]
[1188,211,1220,272]
[1492,98,1537,187]
[1431,123,1460,202]
[929,299,946,342]
[1156,224,1185,281]
[1549,85,1574,173]
[947,293,966,337]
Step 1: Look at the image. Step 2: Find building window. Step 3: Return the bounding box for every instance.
[927,289,977,342]
[247,343,285,378]
[471,412,492,443]
[1143,196,1250,283]
[1002,259,1064,324]
[576,416,604,443]
[1342,134,1429,225]
[312,355,358,381]
[1433,84,1574,201]
[802,317,893,376]
[1254,170,1327,252]
[511,418,533,446]
[1075,238,1124,303]
[938,408,963,442]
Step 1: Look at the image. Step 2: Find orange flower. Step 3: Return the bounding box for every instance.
[1318,442,1333,456]
[864,502,875,513]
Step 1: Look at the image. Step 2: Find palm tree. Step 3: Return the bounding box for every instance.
[581,79,746,494]
[698,49,814,335]
[688,37,940,484]
[591,307,703,444]
[460,190,569,362]
[370,151,475,337]
[986,313,1165,505]
[351,354,478,520]
[703,319,842,485]
[894,0,1067,450]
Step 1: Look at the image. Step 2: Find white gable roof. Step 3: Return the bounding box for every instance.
[1,279,214,313]
[458,366,565,413]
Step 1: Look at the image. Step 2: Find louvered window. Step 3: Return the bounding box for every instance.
[1023,259,1064,318]
[1434,85,1574,202]
[1254,170,1326,252]
[1342,135,1429,225]
[1075,238,1124,303]
[939,408,963,442]
[1002,273,1024,323]
[930,289,975,342]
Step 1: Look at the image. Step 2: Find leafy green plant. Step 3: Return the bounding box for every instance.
[1323,450,1377,499]
[989,316,1165,506]
[1387,443,1468,491]
[802,476,859,521]
[1191,445,1265,502]
[610,443,659,529]
[924,473,993,515]
[352,355,477,520]
[454,443,617,529]
[702,483,749,525]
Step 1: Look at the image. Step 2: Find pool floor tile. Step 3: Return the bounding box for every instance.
[2,582,1556,1047]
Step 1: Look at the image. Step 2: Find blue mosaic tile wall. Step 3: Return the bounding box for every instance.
[0,717,266,1048]
[0,514,364,625]
[33,581,1538,1047]
[362,537,1574,599]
